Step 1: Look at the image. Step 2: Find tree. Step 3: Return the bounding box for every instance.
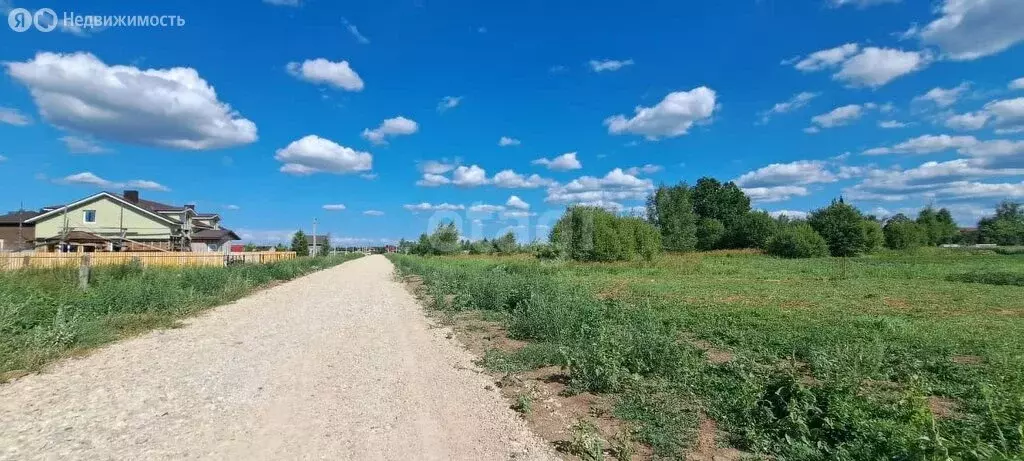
[808,200,868,257]
[765,223,830,258]
[728,211,779,250]
[550,206,661,262]
[469,239,494,255]
[413,233,432,255]
[883,215,926,250]
[494,231,518,254]
[916,206,959,246]
[692,178,751,227]
[274,243,288,252]
[243,242,258,252]
[978,201,1024,246]
[862,220,884,252]
[291,230,309,256]
[695,218,726,251]
[646,184,698,252]
[429,222,460,255]
[316,232,332,256]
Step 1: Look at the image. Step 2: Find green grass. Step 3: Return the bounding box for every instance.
[0,254,362,378]
[389,249,1024,460]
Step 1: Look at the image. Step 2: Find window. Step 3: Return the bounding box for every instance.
[83,209,97,223]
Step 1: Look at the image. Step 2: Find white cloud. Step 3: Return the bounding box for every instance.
[263,0,300,5]
[275,135,372,175]
[793,43,860,71]
[862,134,978,155]
[469,204,505,213]
[415,174,451,187]
[879,120,909,128]
[916,0,1024,61]
[0,107,30,126]
[742,186,810,203]
[984,97,1024,127]
[846,158,1024,202]
[532,152,582,171]
[437,96,461,112]
[833,47,930,87]
[322,204,346,211]
[734,160,838,188]
[913,82,970,107]
[403,202,465,212]
[605,87,717,139]
[589,59,634,72]
[829,0,900,8]
[0,155,7,162]
[766,210,809,219]
[760,92,819,123]
[492,170,556,189]
[501,211,535,219]
[1011,77,1024,90]
[60,135,109,154]
[418,159,457,175]
[804,126,821,134]
[223,204,241,210]
[361,116,419,145]
[546,168,653,204]
[5,52,257,150]
[498,136,521,147]
[451,165,488,187]
[506,195,530,210]
[363,210,384,216]
[944,112,990,130]
[59,171,169,191]
[341,18,369,44]
[811,104,864,128]
[624,164,664,175]
[286,58,364,91]
[861,135,1024,170]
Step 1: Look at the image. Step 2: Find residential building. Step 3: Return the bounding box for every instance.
[15,190,238,252]
[0,210,39,252]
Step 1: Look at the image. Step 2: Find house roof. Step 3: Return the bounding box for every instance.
[309,234,330,243]
[25,192,179,226]
[0,209,41,224]
[192,228,240,241]
[41,231,108,243]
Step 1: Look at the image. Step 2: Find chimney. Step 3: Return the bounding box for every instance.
[185,204,196,211]
[124,190,139,204]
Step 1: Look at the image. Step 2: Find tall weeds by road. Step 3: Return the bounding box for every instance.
[0,254,362,379]
[390,252,1024,460]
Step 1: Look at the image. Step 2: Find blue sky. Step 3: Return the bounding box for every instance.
[1,0,1022,246]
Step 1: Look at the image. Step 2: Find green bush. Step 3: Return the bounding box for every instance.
[883,217,927,250]
[808,200,868,257]
[695,218,726,251]
[550,206,661,262]
[947,271,1024,286]
[765,223,830,258]
[861,220,884,253]
[729,211,779,250]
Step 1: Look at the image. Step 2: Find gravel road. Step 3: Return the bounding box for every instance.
[0,255,556,461]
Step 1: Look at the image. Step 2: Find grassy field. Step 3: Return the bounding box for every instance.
[0,253,362,380]
[390,249,1024,460]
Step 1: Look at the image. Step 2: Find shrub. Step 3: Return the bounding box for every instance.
[765,223,830,258]
[645,184,698,252]
[493,231,518,255]
[728,211,779,250]
[695,218,726,251]
[947,271,1024,286]
[883,218,926,250]
[978,201,1024,246]
[808,200,868,257]
[861,220,884,253]
[550,206,661,262]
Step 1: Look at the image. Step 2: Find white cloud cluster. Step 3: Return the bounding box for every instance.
[505,195,530,210]
[845,158,1024,202]
[589,59,634,72]
[944,112,990,131]
[362,116,419,145]
[760,92,819,123]
[811,104,864,128]
[418,159,457,175]
[363,210,384,216]
[742,186,810,203]
[492,170,556,189]
[532,152,582,171]
[766,210,809,219]
[451,165,489,187]
[60,135,109,154]
[863,134,1024,168]
[545,168,653,207]
[286,58,364,91]
[1012,78,1024,90]
[879,120,909,129]
[341,18,370,44]
[498,136,521,147]
[605,87,717,139]
[829,0,899,7]
[322,204,346,211]
[59,171,170,192]
[624,164,663,175]
[734,160,838,188]
[275,135,373,175]
[403,202,465,212]
[915,0,1024,61]
[791,44,929,87]
[5,52,257,150]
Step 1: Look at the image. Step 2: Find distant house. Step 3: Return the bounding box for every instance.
[0,210,39,252]
[307,234,330,255]
[12,190,239,253]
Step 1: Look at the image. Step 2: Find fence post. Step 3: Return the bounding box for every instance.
[78,254,91,290]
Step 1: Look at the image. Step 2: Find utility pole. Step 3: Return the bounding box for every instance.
[312,217,318,257]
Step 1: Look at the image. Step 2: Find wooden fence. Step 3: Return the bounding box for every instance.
[0,251,297,271]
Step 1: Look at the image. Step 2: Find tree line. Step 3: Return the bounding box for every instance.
[402,176,1024,261]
